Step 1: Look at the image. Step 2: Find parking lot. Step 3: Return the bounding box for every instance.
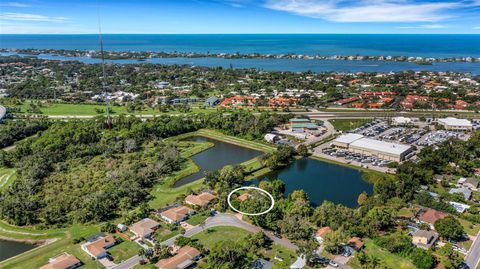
[314,117,476,172]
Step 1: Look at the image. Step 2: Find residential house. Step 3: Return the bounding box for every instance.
[237,193,251,202]
[205,96,220,107]
[185,192,217,207]
[462,178,479,190]
[449,187,472,200]
[160,206,195,224]
[39,253,81,269]
[264,133,280,143]
[411,230,438,249]
[155,245,202,269]
[449,201,470,213]
[129,218,160,239]
[252,258,273,269]
[416,208,448,229]
[314,227,332,244]
[81,233,116,259]
[348,237,364,251]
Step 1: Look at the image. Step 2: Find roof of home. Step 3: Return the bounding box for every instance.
[333,133,364,144]
[417,208,448,224]
[290,118,310,122]
[348,237,364,250]
[464,177,479,188]
[185,192,216,206]
[252,258,273,269]
[350,138,411,156]
[85,235,116,258]
[292,123,318,129]
[315,227,332,238]
[237,193,251,202]
[130,218,160,237]
[449,187,472,200]
[39,253,80,269]
[161,206,194,222]
[412,229,437,239]
[155,246,201,269]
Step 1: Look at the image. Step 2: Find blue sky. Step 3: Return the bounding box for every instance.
[0,0,480,34]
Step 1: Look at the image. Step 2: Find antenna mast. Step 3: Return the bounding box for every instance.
[98,15,112,128]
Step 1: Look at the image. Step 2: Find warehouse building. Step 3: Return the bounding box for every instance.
[332,134,412,162]
[437,117,473,131]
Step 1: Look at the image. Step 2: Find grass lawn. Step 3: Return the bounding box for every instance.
[348,239,415,269]
[459,218,480,236]
[155,227,180,242]
[0,223,102,269]
[262,244,297,269]
[186,213,210,226]
[109,240,142,263]
[0,168,16,191]
[13,101,220,116]
[329,118,373,132]
[191,226,251,249]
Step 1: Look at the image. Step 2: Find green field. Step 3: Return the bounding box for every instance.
[348,239,416,269]
[191,226,251,249]
[329,118,373,131]
[109,240,142,263]
[186,212,210,226]
[11,101,219,116]
[0,168,16,191]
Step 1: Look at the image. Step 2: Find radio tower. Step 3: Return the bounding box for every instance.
[99,16,112,129]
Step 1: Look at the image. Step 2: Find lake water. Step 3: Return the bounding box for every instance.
[176,137,372,207]
[173,136,263,187]
[0,240,36,261]
[258,158,373,207]
[3,52,480,74]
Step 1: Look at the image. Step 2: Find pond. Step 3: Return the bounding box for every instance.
[255,158,373,207]
[173,136,264,187]
[0,240,36,261]
[175,136,373,207]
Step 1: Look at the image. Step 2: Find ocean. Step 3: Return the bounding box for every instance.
[1,34,480,57]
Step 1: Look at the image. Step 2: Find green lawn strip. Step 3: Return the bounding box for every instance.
[0,168,14,190]
[13,101,219,116]
[348,239,416,269]
[261,244,297,269]
[149,179,205,209]
[0,224,102,269]
[329,118,373,131]
[109,240,142,263]
[191,226,251,250]
[459,218,480,236]
[186,213,209,226]
[133,264,157,269]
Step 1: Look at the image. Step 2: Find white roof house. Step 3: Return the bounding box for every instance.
[392,117,412,125]
[438,118,473,131]
[449,201,470,213]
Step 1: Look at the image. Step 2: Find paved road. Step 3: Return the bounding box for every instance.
[111,255,143,269]
[465,231,480,269]
[163,213,298,251]
[113,213,298,269]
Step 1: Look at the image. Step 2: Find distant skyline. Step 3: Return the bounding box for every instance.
[0,0,480,34]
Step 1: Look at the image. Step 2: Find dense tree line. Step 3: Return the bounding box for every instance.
[0,120,50,149]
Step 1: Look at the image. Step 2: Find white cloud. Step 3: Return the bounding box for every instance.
[0,2,31,8]
[0,12,67,22]
[264,0,460,22]
[397,24,447,29]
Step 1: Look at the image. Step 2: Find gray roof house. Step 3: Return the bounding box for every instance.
[205,96,220,107]
[449,187,472,200]
[252,258,273,269]
[463,178,479,190]
[412,230,438,249]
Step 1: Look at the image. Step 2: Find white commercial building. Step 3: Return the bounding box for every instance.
[332,134,412,162]
[437,117,473,131]
[392,117,412,125]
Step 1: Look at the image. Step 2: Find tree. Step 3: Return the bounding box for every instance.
[409,248,435,269]
[438,243,463,269]
[323,228,349,254]
[296,144,309,157]
[357,191,368,206]
[101,222,116,233]
[434,216,464,241]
